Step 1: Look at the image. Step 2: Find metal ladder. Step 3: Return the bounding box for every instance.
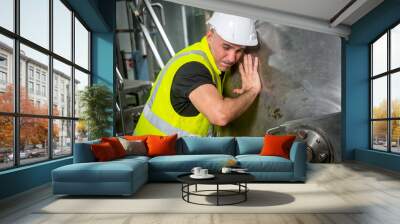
[129,0,176,68]
[115,0,177,135]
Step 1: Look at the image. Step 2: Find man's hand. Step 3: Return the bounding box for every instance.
[189,54,262,126]
[233,54,261,95]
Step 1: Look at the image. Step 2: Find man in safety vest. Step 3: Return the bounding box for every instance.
[134,12,261,137]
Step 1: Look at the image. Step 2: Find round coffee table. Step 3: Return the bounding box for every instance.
[177,172,255,206]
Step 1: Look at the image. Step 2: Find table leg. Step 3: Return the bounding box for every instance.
[187,184,190,202]
[245,183,247,201]
[217,184,219,206]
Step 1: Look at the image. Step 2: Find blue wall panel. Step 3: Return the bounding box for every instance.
[0,158,72,199]
[344,44,369,159]
[92,33,114,88]
[92,32,115,136]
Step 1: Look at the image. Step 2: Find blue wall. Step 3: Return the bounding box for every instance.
[0,158,72,199]
[92,32,115,136]
[345,0,400,171]
[0,0,115,200]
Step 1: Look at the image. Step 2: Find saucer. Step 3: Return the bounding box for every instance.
[190,174,215,179]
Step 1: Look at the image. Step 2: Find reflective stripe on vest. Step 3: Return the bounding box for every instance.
[142,50,219,136]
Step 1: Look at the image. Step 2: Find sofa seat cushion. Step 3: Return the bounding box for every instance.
[52,159,147,183]
[116,155,150,163]
[149,154,235,172]
[236,155,293,172]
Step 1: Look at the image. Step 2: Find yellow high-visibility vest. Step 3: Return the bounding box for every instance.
[134,37,226,136]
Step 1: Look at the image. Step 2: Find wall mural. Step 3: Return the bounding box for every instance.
[219,21,342,162]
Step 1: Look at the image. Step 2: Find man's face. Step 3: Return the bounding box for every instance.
[206,30,245,71]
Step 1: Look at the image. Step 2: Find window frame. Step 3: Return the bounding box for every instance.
[0,0,92,171]
[370,20,400,154]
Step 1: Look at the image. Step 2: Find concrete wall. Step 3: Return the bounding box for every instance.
[220,21,342,136]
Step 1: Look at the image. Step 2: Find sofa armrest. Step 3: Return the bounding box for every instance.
[73,140,100,163]
[289,141,307,181]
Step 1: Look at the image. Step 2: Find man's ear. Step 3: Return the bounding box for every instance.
[206,30,214,41]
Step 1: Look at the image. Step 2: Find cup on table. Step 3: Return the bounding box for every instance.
[221,167,232,174]
[191,167,202,176]
[199,168,208,176]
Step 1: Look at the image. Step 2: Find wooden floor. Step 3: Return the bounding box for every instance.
[1,162,400,224]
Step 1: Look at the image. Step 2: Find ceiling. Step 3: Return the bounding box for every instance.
[164,0,384,38]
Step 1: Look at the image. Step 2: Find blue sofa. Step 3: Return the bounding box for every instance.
[52,137,307,196]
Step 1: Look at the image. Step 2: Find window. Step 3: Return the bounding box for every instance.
[0,54,7,86]
[53,0,72,60]
[36,83,40,95]
[0,0,14,32]
[371,23,400,154]
[53,59,72,117]
[20,0,49,49]
[28,67,34,80]
[75,17,89,70]
[0,54,7,67]
[0,71,6,84]
[0,0,91,170]
[35,70,41,81]
[28,81,34,94]
[0,35,13,114]
[42,85,46,97]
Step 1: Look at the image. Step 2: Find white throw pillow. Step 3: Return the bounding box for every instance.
[118,137,147,156]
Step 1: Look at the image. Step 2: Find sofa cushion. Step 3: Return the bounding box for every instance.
[147,134,177,157]
[177,137,235,155]
[235,137,263,155]
[115,155,150,163]
[101,137,127,158]
[118,137,147,156]
[124,135,149,141]
[148,154,235,172]
[260,134,296,159]
[91,142,118,161]
[52,159,147,183]
[73,140,100,163]
[236,155,293,172]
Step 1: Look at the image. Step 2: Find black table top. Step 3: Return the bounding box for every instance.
[177,172,255,185]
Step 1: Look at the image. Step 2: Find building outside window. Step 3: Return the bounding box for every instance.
[0,54,7,87]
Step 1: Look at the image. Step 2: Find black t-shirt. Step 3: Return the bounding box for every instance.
[170,61,224,117]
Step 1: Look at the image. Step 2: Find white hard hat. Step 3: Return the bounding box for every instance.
[207,12,258,47]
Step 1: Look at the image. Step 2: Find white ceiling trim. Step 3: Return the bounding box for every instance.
[330,0,368,27]
[164,0,351,38]
[341,0,383,25]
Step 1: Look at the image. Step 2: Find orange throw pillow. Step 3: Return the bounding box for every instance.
[124,135,149,141]
[260,134,296,159]
[91,142,118,161]
[101,137,127,158]
[146,134,177,157]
